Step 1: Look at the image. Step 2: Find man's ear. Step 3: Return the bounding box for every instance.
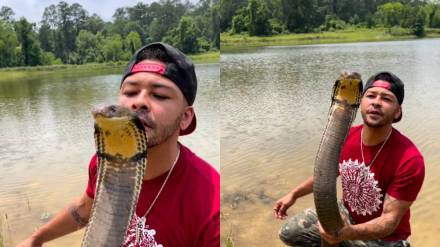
[394,105,402,121]
[180,106,194,131]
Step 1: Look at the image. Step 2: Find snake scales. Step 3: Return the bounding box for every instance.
[313,72,363,247]
[82,105,147,246]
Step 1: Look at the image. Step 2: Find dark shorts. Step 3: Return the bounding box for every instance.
[278,205,410,247]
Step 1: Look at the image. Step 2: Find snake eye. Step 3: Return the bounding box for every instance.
[109,105,117,114]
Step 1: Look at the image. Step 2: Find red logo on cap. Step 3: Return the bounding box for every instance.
[131,63,166,74]
[372,80,391,90]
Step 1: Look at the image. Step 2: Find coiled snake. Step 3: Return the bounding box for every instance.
[313,72,362,247]
[82,105,147,246]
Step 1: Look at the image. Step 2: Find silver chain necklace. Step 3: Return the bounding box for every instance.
[360,127,392,166]
[135,147,180,244]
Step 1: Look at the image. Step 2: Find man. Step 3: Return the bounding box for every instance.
[274,72,424,246]
[17,42,220,247]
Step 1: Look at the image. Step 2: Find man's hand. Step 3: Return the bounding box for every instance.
[273,176,314,220]
[273,191,296,219]
[15,235,42,247]
[15,192,93,247]
[317,210,352,244]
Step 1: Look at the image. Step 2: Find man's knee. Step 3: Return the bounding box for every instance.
[278,208,320,246]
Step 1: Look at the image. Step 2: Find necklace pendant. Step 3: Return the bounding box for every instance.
[135,216,146,244]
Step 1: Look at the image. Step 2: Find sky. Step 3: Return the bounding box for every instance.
[1,0,194,23]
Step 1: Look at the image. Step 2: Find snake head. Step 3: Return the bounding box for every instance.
[92,105,146,158]
[332,71,363,107]
[92,105,135,119]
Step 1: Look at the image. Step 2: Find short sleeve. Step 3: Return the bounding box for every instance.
[85,154,98,199]
[193,165,220,247]
[387,156,425,201]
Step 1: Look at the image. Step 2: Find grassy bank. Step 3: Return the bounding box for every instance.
[221,27,440,52]
[190,51,219,64]
[0,51,219,82]
[0,62,126,82]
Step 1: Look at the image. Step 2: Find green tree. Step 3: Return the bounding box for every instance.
[219,0,247,32]
[75,30,100,63]
[431,7,440,28]
[190,0,219,49]
[0,6,15,24]
[14,18,43,66]
[0,20,19,67]
[322,14,347,31]
[41,51,57,65]
[125,31,142,54]
[376,2,405,27]
[248,0,271,36]
[38,23,55,52]
[211,1,220,49]
[281,0,319,33]
[41,1,89,63]
[165,16,200,53]
[231,7,249,34]
[412,9,425,37]
[147,1,187,42]
[102,34,123,61]
[84,14,105,34]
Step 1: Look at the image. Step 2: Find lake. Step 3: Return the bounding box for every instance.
[221,39,440,246]
[0,63,219,246]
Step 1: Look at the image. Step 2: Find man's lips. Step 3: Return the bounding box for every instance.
[135,113,154,129]
[367,109,383,117]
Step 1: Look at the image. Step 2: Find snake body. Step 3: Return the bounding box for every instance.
[82,105,147,246]
[313,72,362,247]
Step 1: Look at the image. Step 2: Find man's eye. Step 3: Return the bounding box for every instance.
[153,94,169,100]
[366,94,375,98]
[123,91,137,97]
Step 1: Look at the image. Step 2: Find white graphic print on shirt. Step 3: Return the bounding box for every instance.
[339,159,383,216]
[123,214,164,247]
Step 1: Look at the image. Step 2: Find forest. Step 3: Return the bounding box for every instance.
[0,0,219,68]
[220,0,440,37]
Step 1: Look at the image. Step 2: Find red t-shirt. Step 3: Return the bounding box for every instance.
[339,125,425,241]
[86,144,220,247]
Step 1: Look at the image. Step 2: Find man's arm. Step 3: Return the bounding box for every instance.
[319,194,412,244]
[16,192,93,247]
[274,176,314,219]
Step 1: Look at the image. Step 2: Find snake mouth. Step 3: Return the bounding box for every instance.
[92,105,134,119]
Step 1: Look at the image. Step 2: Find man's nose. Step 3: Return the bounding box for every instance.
[371,96,382,107]
[131,91,151,111]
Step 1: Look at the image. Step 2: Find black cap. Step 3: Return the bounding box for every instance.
[363,71,404,122]
[120,42,197,135]
[121,42,198,106]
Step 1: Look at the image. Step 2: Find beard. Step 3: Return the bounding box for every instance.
[361,110,394,128]
[136,110,183,147]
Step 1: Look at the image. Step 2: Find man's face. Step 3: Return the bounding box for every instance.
[118,60,193,147]
[360,86,401,128]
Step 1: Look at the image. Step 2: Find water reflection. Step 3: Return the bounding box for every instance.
[221,39,440,246]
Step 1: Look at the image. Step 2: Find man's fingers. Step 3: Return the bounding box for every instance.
[279,204,286,214]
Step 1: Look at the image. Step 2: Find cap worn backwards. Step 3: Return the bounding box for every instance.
[120,42,198,135]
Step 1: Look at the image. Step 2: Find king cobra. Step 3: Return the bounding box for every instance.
[82,105,147,246]
[313,72,362,247]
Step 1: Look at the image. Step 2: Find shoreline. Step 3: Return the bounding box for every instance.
[221,28,440,53]
[0,51,219,82]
